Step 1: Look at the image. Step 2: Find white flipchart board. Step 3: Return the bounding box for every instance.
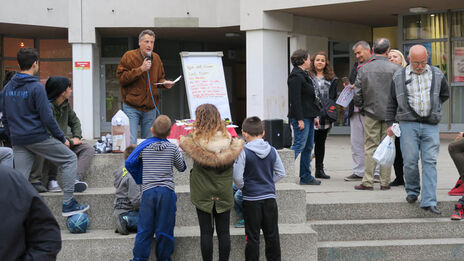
[180,51,232,120]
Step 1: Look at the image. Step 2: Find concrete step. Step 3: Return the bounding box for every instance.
[310,217,464,241]
[58,223,317,261]
[43,183,306,230]
[317,238,464,261]
[76,149,296,188]
[306,196,456,221]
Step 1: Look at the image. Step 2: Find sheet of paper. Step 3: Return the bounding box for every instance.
[336,85,354,107]
[156,75,182,85]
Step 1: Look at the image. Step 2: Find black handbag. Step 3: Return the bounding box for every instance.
[319,97,338,123]
[283,119,292,148]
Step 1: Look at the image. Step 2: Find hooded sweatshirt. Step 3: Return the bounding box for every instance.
[113,167,142,213]
[1,73,65,145]
[233,138,286,201]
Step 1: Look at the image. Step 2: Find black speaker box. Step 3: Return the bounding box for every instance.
[264,119,283,150]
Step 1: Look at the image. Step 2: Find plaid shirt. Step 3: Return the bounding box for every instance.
[405,65,432,117]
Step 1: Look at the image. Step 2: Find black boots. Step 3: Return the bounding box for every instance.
[315,169,330,179]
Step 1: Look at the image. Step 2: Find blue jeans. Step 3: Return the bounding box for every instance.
[233,184,243,218]
[132,187,177,261]
[123,103,158,145]
[121,210,139,231]
[290,118,315,183]
[400,121,440,207]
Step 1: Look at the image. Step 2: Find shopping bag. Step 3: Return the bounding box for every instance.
[373,136,396,167]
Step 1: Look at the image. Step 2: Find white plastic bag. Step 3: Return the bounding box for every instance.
[111,110,130,153]
[373,135,396,167]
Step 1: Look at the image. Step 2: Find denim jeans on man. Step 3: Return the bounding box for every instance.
[400,121,440,207]
[132,186,177,261]
[123,103,158,145]
[290,118,315,183]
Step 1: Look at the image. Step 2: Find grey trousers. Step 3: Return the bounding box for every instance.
[13,137,77,202]
[30,142,94,183]
[0,147,14,168]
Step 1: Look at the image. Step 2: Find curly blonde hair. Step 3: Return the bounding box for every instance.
[192,104,228,141]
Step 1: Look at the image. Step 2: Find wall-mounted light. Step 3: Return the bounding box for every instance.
[430,14,435,17]
[19,42,25,47]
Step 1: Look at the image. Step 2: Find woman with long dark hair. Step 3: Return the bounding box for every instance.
[309,51,338,179]
[288,49,321,185]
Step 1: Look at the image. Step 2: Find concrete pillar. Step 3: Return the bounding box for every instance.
[72,43,94,139]
[246,29,288,120]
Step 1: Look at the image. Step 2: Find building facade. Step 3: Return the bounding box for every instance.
[0,0,463,138]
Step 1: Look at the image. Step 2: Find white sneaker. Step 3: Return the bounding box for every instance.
[48,180,62,193]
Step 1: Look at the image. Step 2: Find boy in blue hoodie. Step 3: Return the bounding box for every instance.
[126,115,186,261]
[0,48,89,216]
[233,116,286,261]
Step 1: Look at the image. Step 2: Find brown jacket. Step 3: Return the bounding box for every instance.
[116,49,166,112]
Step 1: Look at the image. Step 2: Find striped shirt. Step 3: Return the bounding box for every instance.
[141,141,186,192]
[405,65,432,117]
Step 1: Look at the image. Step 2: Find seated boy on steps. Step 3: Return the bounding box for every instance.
[114,144,142,235]
[126,115,187,261]
[233,116,286,260]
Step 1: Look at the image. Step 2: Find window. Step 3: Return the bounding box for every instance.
[101,38,128,57]
[403,13,448,40]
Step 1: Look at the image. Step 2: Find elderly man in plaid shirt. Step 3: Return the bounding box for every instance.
[386,45,449,215]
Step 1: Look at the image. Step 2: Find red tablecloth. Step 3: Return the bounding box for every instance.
[168,124,238,140]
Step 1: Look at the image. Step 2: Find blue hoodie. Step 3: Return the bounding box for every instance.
[1,73,65,146]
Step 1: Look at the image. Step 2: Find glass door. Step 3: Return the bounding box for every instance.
[100,59,123,133]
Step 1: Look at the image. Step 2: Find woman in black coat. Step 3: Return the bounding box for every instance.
[287,49,321,185]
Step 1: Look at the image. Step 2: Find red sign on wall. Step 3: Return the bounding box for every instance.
[74,61,90,70]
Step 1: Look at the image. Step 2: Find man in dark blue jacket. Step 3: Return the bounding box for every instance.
[1,48,89,217]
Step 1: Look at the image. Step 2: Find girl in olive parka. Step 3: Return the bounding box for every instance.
[180,104,243,261]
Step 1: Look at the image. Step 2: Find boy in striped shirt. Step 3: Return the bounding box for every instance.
[126,115,186,261]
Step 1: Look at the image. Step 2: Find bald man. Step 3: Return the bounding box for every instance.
[386,45,449,214]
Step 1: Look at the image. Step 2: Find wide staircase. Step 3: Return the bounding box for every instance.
[40,139,464,260]
[41,150,318,261]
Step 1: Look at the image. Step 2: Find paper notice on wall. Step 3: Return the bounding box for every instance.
[454,47,464,82]
[336,85,354,108]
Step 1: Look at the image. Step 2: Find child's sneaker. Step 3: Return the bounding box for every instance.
[451,203,464,220]
[48,180,62,193]
[234,219,245,228]
[74,180,88,193]
[116,214,129,235]
[62,198,90,217]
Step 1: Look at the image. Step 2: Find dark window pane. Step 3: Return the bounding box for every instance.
[102,38,128,57]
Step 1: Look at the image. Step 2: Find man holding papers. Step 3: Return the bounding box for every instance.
[117,29,176,144]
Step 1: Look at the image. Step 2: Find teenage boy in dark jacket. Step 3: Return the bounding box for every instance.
[233,116,286,260]
[1,48,89,216]
[29,76,93,193]
[0,167,61,260]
